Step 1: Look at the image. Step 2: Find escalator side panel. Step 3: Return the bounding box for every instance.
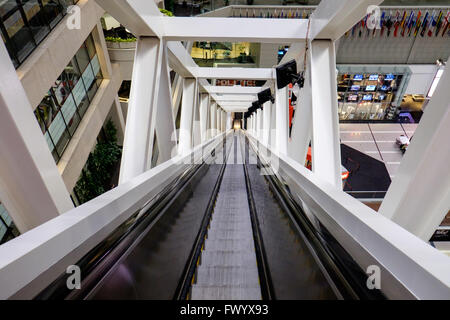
[88,163,224,299]
[245,144,337,300]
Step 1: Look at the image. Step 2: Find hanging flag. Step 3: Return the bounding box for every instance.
[420,11,430,37]
[440,11,450,36]
[429,11,442,36]
[426,10,436,36]
[394,10,406,37]
[400,10,410,36]
[414,11,423,37]
[435,10,447,36]
[380,11,388,36]
[391,10,400,37]
[442,13,450,36]
[385,12,394,37]
[406,11,415,37]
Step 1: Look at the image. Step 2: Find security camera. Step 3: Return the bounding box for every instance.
[257,88,275,104]
[276,59,305,89]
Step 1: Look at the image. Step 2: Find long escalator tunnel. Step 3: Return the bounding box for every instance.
[37,131,381,300]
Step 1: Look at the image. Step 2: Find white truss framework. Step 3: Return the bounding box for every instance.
[0,0,448,300]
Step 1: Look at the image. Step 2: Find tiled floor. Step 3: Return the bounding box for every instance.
[340,123,419,178]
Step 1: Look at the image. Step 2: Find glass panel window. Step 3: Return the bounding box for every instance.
[0,1,17,19]
[52,70,73,106]
[3,9,36,62]
[75,43,91,72]
[22,0,50,43]
[34,32,103,163]
[85,34,97,59]
[0,0,79,69]
[40,0,64,28]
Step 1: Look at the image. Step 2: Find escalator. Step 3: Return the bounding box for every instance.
[36,131,383,300]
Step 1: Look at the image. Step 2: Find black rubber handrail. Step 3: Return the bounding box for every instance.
[35,141,225,300]
[244,135,385,300]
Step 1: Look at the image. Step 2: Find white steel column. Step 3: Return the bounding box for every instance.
[199,93,209,142]
[120,37,161,183]
[289,61,312,167]
[227,112,232,130]
[263,102,271,146]
[192,82,201,147]
[379,62,450,241]
[216,108,221,133]
[222,111,227,131]
[0,41,73,233]
[310,40,341,189]
[255,109,260,138]
[179,78,196,155]
[210,102,217,137]
[155,42,177,163]
[274,86,289,155]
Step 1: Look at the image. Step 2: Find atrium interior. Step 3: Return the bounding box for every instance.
[0,0,449,300]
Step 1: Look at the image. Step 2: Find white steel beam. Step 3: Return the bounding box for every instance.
[192,82,202,147]
[210,102,217,137]
[310,0,383,40]
[216,108,222,133]
[0,42,74,233]
[119,37,161,183]
[179,78,196,155]
[288,58,312,166]
[161,17,308,43]
[193,67,274,80]
[213,95,257,102]
[154,43,177,164]
[262,102,271,146]
[310,40,341,189]
[199,94,209,143]
[94,0,162,36]
[379,62,450,242]
[201,85,263,95]
[274,86,289,155]
[167,41,197,78]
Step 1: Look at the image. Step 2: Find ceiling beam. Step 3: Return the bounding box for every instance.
[201,85,263,94]
[161,17,309,42]
[193,67,274,80]
[213,95,257,102]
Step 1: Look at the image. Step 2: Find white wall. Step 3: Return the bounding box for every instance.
[404,65,438,95]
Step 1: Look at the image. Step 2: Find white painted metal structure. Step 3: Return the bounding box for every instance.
[0,0,449,299]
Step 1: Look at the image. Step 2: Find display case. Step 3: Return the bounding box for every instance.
[336,65,411,121]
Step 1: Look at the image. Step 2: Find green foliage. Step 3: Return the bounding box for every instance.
[105,36,137,43]
[73,120,122,204]
[159,8,174,16]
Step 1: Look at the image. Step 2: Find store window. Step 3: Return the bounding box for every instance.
[191,41,257,67]
[337,73,403,121]
[34,34,103,163]
[0,0,79,68]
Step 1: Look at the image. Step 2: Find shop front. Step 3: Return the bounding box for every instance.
[336,65,410,121]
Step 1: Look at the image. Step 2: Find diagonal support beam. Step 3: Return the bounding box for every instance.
[310,0,383,40]
[379,61,450,241]
[310,40,342,189]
